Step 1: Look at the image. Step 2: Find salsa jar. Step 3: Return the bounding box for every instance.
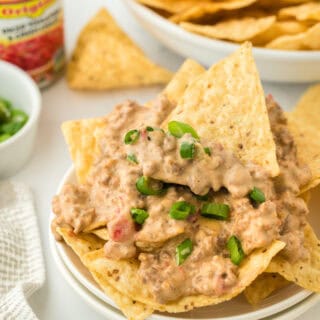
[0,0,65,88]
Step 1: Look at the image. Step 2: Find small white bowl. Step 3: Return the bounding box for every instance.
[0,61,41,178]
[124,0,320,83]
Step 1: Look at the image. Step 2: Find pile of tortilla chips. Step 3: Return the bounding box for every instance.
[55,43,320,320]
[138,0,320,50]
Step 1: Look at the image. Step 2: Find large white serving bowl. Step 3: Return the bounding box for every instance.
[49,166,320,320]
[0,61,41,178]
[124,0,320,83]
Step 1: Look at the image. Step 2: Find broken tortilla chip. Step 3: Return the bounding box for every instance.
[181,16,276,42]
[251,21,308,46]
[61,117,107,184]
[87,227,109,241]
[83,241,285,313]
[163,43,279,176]
[279,2,320,21]
[286,84,320,192]
[67,9,172,90]
[266,223,320,293]
[266,22,320,50]
[244,273,290,305]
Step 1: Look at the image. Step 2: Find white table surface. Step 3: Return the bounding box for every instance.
[11,0,319,319]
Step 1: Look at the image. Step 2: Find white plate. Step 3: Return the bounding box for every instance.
[123,0,320,83]
[50,225,320,320]
[49,166,320,319]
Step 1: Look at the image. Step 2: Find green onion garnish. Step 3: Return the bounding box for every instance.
[194,191,210,201]
[204,147,211,156]
[227,236,245,265]
[168,121,199,139]
[176,238,193,265]
[130,208,149,224]
[146,126,154,131]
[127,154,138,164]
[201,203,230,220]
[136,176,165,196]
[180,142,195,159]
[169,201,195,220]
[124,129,140,144]
[249,187,265,204]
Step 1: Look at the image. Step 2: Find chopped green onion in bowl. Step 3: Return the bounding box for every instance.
[0,97,28,143]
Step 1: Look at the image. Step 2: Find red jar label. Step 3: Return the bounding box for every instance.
[0,0,65,88]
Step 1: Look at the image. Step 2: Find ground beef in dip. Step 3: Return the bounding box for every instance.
[52,94,312,304]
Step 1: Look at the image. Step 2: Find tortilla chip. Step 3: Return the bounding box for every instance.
[251,21,308,46]
[163,43,279,176]
[170,0,257,23]
[137,0,200,14]
[181,16,276,42]
[56,227,105,258]
[287,84,320,192]
[67,9,172,90]
[84,241,285,313]
[267,224,320,293]
[61,117,107,184]
[279,2,320,21]
[244,273,290,305]
[163,59,205,104]
[57,228,153,320]
[266,22,320,50]
[88,269,154,320]
[87,228,109,241]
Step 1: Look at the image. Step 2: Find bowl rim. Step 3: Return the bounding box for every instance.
[0,60,41,150]
[126,0,320,60]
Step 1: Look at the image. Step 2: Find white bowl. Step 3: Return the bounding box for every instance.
[50,166,319,320]
[0,61,41,178]
[124,0,320,83]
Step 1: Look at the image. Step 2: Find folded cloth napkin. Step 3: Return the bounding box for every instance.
[0,181,45,320]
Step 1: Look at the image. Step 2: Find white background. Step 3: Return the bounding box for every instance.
[12,0,319,319]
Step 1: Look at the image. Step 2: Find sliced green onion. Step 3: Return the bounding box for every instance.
[124,129,140,144]
[136,176,165,196]
[0,121,25,135]
[146,126,154,132]
[169,201,195,220]
[11,109,28,124]
[227,236,245,265]
[249,187,265,204]
[0,102,11,124]
[130,208,149,224]
[204,147,211,156]
[194,191,210,201]
[168,121,199,139]
[0,133,11,143]
[201,203,230,220]
[176,238,193,265]
[180,142,195,159]
[127,154,138,164]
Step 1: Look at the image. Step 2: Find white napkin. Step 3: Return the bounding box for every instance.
[0,181,45,320]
